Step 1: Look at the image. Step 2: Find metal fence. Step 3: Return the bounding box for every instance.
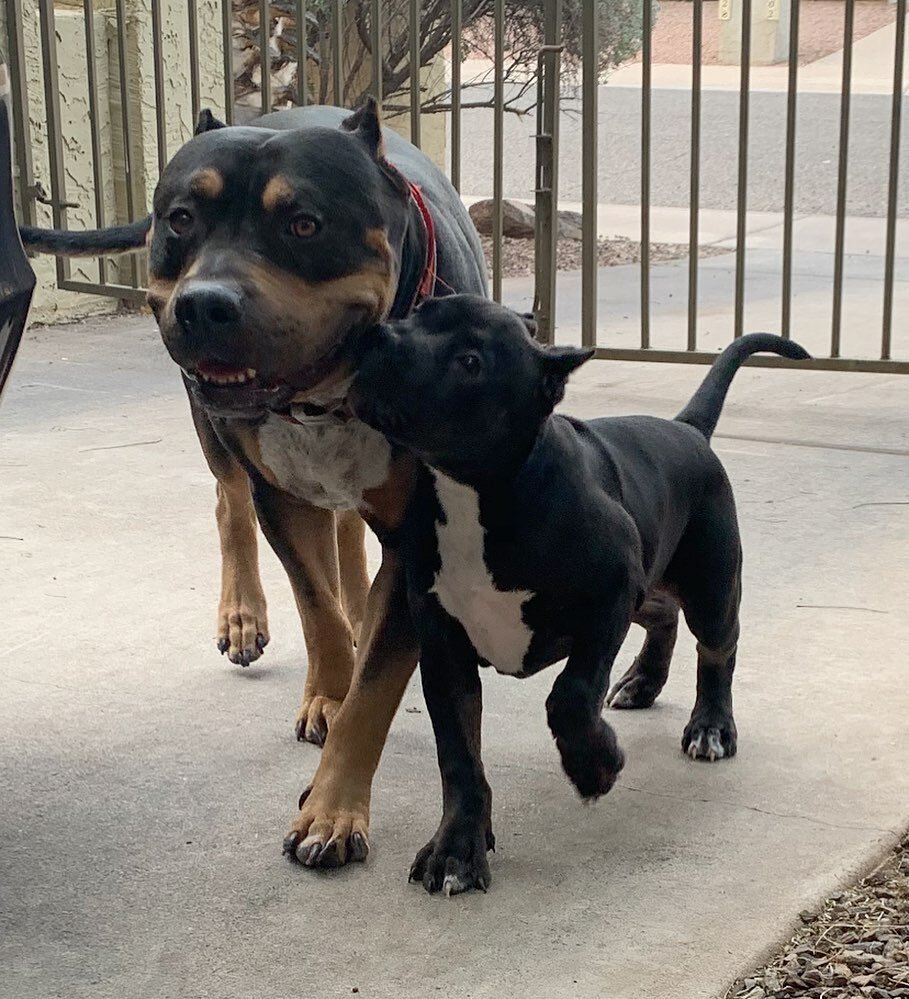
[3,0,908,372]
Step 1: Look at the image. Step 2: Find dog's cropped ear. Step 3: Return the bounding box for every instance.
[538,345,595,410]
[195,109,227,135]
[342,96,385,160]
[518,312,539,340]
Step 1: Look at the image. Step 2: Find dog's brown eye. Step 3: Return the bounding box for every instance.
[289,214,319,239]
[168,209,194,235]
[458,353,482,375]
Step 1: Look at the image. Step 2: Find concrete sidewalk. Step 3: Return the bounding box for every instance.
[1,310,908,999]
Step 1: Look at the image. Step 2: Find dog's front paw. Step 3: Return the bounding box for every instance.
[216,597,269,667]
[293,694,343,746]
[555,719,625,800]
[682,712,737,762]
[409,817,495,896]
[282,785,370,868]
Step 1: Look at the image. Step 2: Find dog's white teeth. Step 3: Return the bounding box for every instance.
[198,369,255,386]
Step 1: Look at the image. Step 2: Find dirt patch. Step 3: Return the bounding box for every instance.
[480,234,728,279]
[726,834,909,999]
[626,0,897,67]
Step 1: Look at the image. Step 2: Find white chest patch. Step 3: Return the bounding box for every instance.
[256,413,392,511]
[430,470,535,676]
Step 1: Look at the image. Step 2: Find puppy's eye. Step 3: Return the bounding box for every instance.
[168,208,194,235]
[289,214,320,239]
[457,352,482,375]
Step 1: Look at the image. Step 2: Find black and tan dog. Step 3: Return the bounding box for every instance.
[351,295,809,894]
[21,100,487,867]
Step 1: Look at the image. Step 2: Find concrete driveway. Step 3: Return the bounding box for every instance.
[1,310,907,999]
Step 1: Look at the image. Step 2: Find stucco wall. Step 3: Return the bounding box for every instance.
[3,2,444,325]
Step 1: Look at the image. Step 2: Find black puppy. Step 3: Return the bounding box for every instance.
[351,294,810,896]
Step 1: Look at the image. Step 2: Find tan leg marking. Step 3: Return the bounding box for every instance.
[283,545,418,867]
[337,509,371,646]
[248,486,357,746]
[215,466,270,667]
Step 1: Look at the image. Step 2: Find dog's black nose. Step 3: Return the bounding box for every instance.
[174,282,243,338]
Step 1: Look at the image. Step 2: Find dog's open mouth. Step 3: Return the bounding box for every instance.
[185,335,359,416]
[185,362,292,413]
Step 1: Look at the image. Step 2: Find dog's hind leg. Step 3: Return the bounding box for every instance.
[337,509,371,646]
[671,492,742,762]
[187,390,270,667]
[607,590,680,710]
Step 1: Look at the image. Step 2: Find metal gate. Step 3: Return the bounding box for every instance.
[3,0,907,373]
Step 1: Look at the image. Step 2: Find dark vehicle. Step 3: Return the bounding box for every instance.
[0,66,36,403]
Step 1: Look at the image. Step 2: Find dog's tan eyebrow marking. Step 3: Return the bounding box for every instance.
[189,168,224,200]
[262,175,296,212]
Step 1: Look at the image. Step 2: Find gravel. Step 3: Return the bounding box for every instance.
[726,835,909,999]
[480,234,727,278]
[634,0,897,67]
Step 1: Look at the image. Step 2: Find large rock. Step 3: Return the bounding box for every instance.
[469,198,536,239]
[468,199,585,241]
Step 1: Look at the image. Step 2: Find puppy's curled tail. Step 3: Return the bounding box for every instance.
[675,333,810,441]
[19,216,152,256]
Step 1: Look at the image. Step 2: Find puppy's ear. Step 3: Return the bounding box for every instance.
[195,109,227,135]
[538,345,595,410]
[342,96,385,160]
[519,312,539,340]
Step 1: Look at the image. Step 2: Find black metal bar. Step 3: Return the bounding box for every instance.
[492,0,504,301]
[410,0,421,146]
[151,0,168,173]
[592,346,908,375]
[331,0,343,105]
[581,0,597,349]
[370,0,381,104]
[641,0,652,349]
[734,0,752,340]
[781,0,800,340]
[188,0,201,121]
[543,1,561,338]
[882,0,905,361]
[82,0,109,285]
[297,0,309,106]
[451,0,461,191]
[59,279,147,303]
[687,0,702,351]
[533,44,562,345]
[831,0,855,359]
[222,0,235,122]
[5,0,36,226]
[36,0,69,287]
[260,0,272,113]
[114,0,139,287]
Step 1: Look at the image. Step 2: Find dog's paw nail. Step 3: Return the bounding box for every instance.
[217,638,229,654]
[305,725,325,748]
[282,833,300,857]
[297,786,312,809]
[256,632,268,650]
[706,728,725,761]
[297,841,323,866]
[350,832,369,862]
[317,840,343,868]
